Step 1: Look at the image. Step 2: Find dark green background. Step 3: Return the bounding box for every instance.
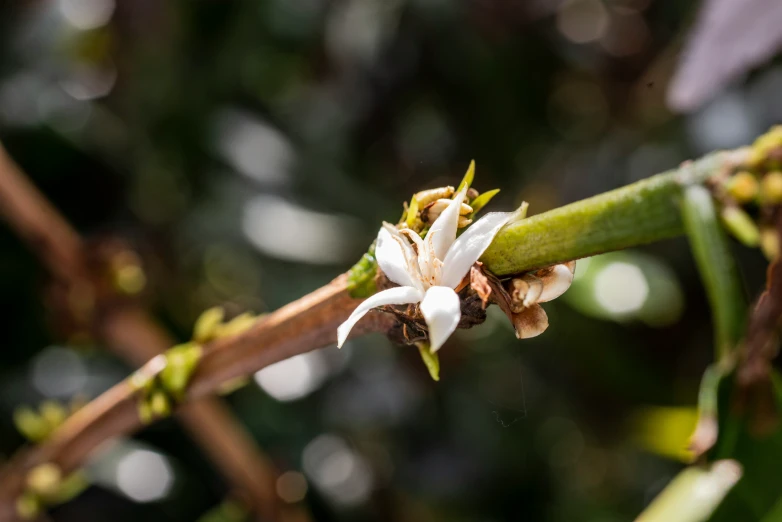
[0,1,778,520]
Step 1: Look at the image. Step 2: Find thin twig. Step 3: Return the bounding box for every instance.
[0,143,308,521]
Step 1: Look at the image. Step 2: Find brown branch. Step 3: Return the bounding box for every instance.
[739,209,782,387]
[0,143,309,521]
[0,273,390,521]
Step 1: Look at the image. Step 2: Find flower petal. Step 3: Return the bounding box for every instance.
[376,225,420,289]
[537,261,576,303]
[511,304,549,339]
[427,186,467,261]
[440,211,514,288]
[337,286,423,347]
[420,286,461,352]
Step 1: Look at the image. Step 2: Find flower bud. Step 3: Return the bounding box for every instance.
[218,313,257,338]
[150,391,171,418]
[421,199,473,223]
[39,401,67,431]
[761,171,782,204]
[13,407,49,442]
[193,307,224,343]
[160,343,202,400]
[509,275,543,312]
[761,228,779,261]
[26,463,62,498]
[725,171,758,203]
[720,206,760,247]
[414,186,454,207]
[138,400,153,424]
[15,493,39,520]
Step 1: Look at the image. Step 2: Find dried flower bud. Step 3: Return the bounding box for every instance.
[466,187,479,200]
[536,261,576,303]
[509,275,543,313]
[512,305,549,339]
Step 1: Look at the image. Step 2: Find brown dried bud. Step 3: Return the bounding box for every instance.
[508,275,543,313]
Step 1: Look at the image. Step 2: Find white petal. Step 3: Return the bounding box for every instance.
[427,186,467,261]
[400,228,432,286]
[440,212,514,288]
[337,286,423,347]
[376,225,419,288]
[537,262,576,303]
[420,286,461,352]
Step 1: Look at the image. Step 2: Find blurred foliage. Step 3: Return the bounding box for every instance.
[0,0,781,521]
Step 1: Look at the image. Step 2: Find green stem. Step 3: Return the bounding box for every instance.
[481,152,727,276]
[680,185,745,360]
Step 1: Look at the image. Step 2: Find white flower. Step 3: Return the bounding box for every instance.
[337,186,521,352]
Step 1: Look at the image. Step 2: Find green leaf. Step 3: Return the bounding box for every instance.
[417,343,440,381]
[456,160,475,193]
[636,460,742,522]
[193,307,224,343]
[48,472,90,505]
[13,407,49,442]
[217,312,257,338]
[406,196,419,227]
[720,206,760,247]
[469,188,500,216]
[160,342,203,401]
[347,245,377,298]
[705,371,782,521]
[681,185,745,359]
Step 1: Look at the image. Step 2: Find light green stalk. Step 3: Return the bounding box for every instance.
[681,185,745,360]
[481,152,726,276]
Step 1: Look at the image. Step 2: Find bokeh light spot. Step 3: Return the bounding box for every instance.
[58,0,115,30]
[557,0,609,44]
[254,352,327,402]
[242,195,360,264]
[31,347,87,398]
[302,434,373,506]
[593,262,649,314]
[115,449,174,503]
[276,471,308,503]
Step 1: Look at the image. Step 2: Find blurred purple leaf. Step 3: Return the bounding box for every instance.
[668,0,782,113]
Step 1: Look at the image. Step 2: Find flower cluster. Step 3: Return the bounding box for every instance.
[338,163,576,361]
[717,126,782,259]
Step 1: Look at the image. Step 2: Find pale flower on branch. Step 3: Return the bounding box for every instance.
[337,174,577,353]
